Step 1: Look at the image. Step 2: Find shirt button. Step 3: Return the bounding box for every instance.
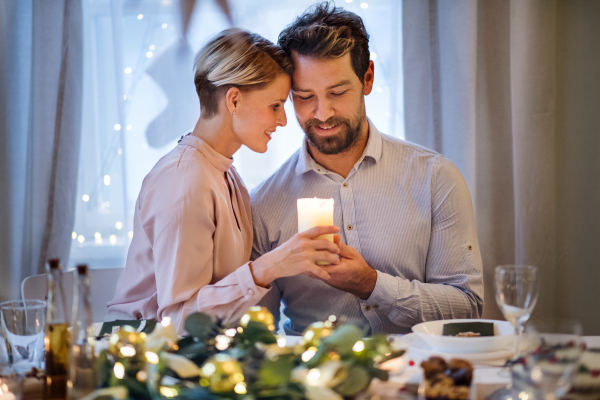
[247,289,255,296]
[342,183,348,188]
[364,305,371,311]
[373,304,379,310]
[347,225,353,231]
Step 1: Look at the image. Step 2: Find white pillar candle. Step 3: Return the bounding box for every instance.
[297,198,335,266]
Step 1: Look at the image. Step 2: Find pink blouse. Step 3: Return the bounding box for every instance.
[107,135,270,333]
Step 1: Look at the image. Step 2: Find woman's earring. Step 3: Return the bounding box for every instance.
[231,111,235,115]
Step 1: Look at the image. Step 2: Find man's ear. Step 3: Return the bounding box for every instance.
[362,60,375,95]
[225,87,241,114]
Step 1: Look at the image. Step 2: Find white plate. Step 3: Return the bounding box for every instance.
[411,319,514,354]
[404,333,513,366]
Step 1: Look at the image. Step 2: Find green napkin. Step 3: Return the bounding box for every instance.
[99,319,157,336]
[442,322,494,337]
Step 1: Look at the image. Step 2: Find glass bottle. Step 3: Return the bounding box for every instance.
[67,265,97,399]
[44,259,70,400]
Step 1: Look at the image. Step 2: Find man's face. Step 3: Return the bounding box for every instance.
[290,52,374,155]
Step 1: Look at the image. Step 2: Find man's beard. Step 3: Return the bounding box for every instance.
[302,109,365,155]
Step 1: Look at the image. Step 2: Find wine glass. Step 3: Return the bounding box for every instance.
[487,265,540,400]
[494,265,540,358]
[514,320,584,399]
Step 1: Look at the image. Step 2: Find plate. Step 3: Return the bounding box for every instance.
[404,333,513,366]
[411,319,514,354]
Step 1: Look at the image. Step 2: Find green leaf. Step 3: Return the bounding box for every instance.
[322,325,363,355]
[184,313,215,340]
[244,320,277,344]
[259,354,295,387]
[369,367,389,381]
[96,349,112,388]
[333,365,371,397]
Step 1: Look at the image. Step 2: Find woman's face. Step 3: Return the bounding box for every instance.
[232,73,291,153]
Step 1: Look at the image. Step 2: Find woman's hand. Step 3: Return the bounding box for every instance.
[250,225,341,287]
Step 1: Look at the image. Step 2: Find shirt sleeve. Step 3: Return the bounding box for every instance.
[359,156,484,331]
[148,157,269,334]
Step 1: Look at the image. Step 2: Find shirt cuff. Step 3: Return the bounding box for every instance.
[234,262,271,300]
[362,270,403,314]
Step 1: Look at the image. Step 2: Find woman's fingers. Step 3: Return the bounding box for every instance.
[313,250,340,265]
[308,265,330,280]
[310,239,340,254]
[301,225,340,239]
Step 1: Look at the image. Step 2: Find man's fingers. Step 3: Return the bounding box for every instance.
[309,265,330,280]
[301,225,340,239]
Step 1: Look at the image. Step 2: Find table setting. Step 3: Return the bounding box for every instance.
[1,202,599,400]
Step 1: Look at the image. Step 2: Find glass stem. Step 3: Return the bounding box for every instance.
[514,320,522,359]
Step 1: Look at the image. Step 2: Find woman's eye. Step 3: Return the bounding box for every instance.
[272,104,280,110]
[298,95,313,101]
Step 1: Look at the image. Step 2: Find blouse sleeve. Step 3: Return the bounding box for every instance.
[143,154,269,334]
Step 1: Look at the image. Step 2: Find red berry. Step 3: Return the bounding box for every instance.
[549,356,558,363]
[520,358,527,365]
[408,360,415,366]
[592,370,600,377]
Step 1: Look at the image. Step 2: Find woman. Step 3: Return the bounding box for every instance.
[107,29,340,333]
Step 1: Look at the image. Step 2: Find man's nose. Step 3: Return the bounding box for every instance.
[313,99,334,123]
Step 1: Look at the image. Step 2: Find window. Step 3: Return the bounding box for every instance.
[69,0,403,269]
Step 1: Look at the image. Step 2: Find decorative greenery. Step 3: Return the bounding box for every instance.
[94,308,403,400]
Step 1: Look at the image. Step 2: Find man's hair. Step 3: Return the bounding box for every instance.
[278,2,370,82]
[194,28,292,118]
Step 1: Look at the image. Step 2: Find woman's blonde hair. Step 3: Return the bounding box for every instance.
[194,28,292,117]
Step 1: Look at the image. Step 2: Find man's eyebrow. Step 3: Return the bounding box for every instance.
[291,79,352,92]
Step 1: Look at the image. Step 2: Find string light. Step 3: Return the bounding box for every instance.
[146,51,153,58]
[72,231,77,239]
[162,23,168,29]
[115,221,123,230]
[77,235,85,243]
[114,124,121,131]
[149,45,156,51]
[370,52,377,60]
[376,87,383,93]
[361,3,368,8]
[104,175,111,186]
[137,14,144,20]
[118,148,122,155]
[126,124,132,130]
[82,194,89,202]
[124,67,132,74]
[110,235,117,245]
[128,231,133,239]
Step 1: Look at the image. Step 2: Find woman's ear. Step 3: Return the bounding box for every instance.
[226,87,241,114]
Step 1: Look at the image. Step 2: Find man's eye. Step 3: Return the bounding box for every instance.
[332,91,347,96]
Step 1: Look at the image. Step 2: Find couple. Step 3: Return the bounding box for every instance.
[107,3,484,335]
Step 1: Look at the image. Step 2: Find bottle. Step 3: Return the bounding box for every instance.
[44,258,70,400]
[67,265,97,400]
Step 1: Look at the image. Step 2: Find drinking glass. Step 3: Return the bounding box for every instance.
[0,300,46,373]
[516,320,584,399]
[494,265,540,359]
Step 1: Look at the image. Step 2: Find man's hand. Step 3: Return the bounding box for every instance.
[317,235,378,300]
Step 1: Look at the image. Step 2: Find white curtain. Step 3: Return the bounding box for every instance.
[403,0,600,333]
[0,0,83,300]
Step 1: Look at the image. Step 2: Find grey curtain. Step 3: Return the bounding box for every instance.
[0,0,83,301]
[403,0,600,333]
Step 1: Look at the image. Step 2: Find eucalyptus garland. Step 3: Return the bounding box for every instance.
[94,307,404,400]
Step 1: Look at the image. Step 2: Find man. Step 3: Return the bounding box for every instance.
[251,2,484,335]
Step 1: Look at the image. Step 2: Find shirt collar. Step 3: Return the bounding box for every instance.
[295,118,383,176]
[179,134,233,173]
